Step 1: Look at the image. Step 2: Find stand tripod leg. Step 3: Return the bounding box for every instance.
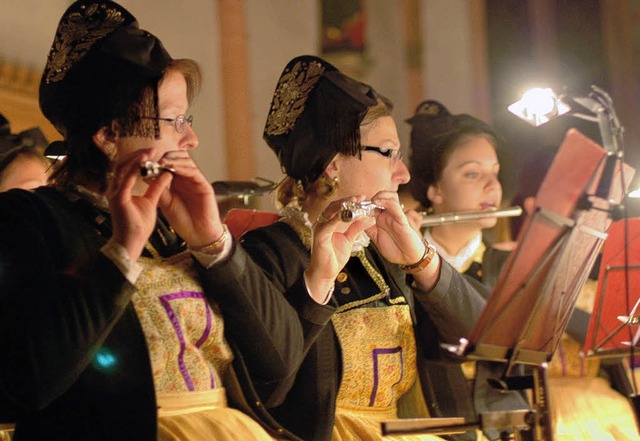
[531,364,555,441]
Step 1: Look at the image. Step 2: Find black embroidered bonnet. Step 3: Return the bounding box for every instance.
[39,0,172,140]
[263,55,383,185]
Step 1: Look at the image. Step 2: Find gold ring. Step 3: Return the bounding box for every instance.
[317,213,329,223]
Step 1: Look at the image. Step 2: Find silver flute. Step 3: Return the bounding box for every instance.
[339,201,385,222]
[140,160,176,178]
[419,206,523,227]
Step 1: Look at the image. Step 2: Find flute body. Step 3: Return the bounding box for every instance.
[420,206,522,227]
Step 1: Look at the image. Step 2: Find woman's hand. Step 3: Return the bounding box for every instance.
[366,191,425,265]
[367,191,442,291]
[405,209,423,234]
[154,150,225,249]
[107,149,173,261]
[304,197,375,303]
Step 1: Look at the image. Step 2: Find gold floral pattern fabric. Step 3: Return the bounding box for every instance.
[333,304,417,409]
[44,2,127,84]
[264,59,324,136]
[132,251,233,393]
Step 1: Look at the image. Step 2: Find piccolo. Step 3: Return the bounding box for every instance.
[140,160,176,178]
[419,206,522,227]
[340,201,385,222]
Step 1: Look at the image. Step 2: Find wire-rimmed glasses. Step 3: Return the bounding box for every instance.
[140,114,193,134]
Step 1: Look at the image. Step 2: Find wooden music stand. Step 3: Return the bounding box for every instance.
[584,218,640,358]
[382,129,632,440]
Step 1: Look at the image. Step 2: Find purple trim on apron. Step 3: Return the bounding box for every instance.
[369,346,403,406]
[159,291,213,391]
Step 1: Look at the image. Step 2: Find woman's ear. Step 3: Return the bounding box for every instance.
[92,126,117,160]
[324,155,340,180]
[427,184,443,206]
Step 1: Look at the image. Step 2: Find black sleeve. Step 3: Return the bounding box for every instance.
[413,259,489,344]
[199,223,334,384]
[0,190,135,411]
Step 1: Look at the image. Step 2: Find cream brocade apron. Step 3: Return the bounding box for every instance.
[331,300,444,441]
[132,251,274,441]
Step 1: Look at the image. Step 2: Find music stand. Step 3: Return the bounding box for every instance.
[382,129,632,440]
[584,219,640,358]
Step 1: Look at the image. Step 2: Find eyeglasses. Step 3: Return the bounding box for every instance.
[361,145,404,164]
[140,114,193,134]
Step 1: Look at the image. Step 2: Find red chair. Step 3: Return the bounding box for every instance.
[223,208,279,239]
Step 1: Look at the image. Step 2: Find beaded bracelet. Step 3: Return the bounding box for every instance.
[400,238,437,274]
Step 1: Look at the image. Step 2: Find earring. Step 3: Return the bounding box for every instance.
[104,145,116,160]
[326,176,339,197]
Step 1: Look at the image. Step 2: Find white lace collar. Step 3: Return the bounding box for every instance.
[423,229,482,272]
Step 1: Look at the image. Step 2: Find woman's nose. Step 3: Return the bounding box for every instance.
[395,159,410,185]
[181,124,199,150]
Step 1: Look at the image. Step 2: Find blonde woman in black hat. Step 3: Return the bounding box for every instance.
[406,101,530,440]
[232,55,490,441]
[0,2,315,440]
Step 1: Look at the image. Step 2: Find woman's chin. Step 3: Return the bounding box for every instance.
[479,218,498,230]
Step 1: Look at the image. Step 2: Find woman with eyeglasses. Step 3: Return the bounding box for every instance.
[219,55,489,441]
[0,2,314,440]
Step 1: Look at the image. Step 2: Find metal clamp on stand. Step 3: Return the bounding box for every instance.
[382,364,551,441]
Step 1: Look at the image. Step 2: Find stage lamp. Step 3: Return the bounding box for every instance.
[507,87,571,127]
[509,85,622,154]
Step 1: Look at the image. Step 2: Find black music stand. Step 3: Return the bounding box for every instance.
[382,129,632,440]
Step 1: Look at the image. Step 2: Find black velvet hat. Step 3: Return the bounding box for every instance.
[263,55,382,184]
[39,0,172,138]
[406,100,499,208]
[0,113,48,154]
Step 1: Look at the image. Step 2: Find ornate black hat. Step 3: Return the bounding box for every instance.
[39,0,172,138]
[263,55,382,183]
[406,100,499,207]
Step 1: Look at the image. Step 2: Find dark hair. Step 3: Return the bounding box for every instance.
[407,101,499,209]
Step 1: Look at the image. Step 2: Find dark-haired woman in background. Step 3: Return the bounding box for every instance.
[406,100,530,440]
[0,114,51,191]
